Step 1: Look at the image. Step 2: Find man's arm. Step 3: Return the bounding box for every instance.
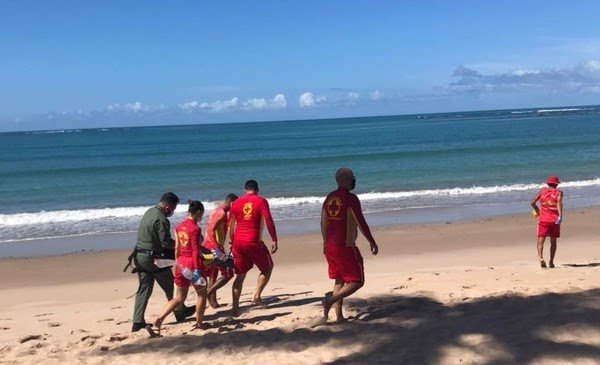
[530,190,542,212]
[261,200,278,254]
[556,190,564,224]
[320,207,328,247]
[227,213,237,244]
[351,196,378,255]
[210,210,226,244]
[156,219,175,249]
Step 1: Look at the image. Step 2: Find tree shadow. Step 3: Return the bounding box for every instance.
[110,289,600,364]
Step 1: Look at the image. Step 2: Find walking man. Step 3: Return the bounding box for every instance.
[321,168,379,322]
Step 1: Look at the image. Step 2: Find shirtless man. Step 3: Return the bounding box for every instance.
[228,180,278,316]
[203,193,238,308]
[321,167,379,322]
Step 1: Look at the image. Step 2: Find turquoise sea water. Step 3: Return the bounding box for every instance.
[1,107,600,245]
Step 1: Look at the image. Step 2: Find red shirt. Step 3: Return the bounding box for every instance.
[203,206,227,250]
[322,187,375,247]
[539,188,561,223]
[175,218,201,270]
[229,192,277,244]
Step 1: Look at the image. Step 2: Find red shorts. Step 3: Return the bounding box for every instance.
[174,257,209,288]
[232,241,273,275]
[537,221,561,238]
[206,264,234,281]
[324,244,364,283]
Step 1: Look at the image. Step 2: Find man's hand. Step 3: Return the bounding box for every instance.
[370,242,379,256]
[556,215,563,225]
[191,269,201,283]
[270,241,278,254]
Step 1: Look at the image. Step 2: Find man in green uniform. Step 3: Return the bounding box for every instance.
[131,192,194,332]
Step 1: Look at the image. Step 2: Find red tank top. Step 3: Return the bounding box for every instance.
[539,188,560,223]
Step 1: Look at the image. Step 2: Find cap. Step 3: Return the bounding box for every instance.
[546,176,560,185]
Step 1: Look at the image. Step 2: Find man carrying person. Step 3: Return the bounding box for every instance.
[321,167,379,323]
[228,180,278,316]
[203,193,238,308]
[130,192,194,333]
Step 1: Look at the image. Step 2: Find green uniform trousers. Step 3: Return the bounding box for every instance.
[132,253,174,325]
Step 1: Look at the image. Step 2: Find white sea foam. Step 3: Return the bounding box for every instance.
[1,178,599,227]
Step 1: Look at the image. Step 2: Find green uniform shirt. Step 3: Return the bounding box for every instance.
[135,205,175,253]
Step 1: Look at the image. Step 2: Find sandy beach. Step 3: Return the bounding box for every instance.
[1,208,599,365]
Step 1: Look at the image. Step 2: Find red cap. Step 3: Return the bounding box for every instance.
[546,176,560,185]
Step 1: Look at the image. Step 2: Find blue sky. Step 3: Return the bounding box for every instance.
[1,1,600,131]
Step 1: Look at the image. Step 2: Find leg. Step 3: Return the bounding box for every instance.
[549,237,558,268]
[322,281,364,321]
[537,236,547,268]
[193,285,208,328]
[154,286,189,334]
[154,268,175,301]
[132,271,155,330]
[253,267,272,305]
[207,276,232,308]
[231,273,246,316]
[332,279,345,321]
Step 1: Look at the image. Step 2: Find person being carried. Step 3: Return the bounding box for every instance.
[203,193,238,308]
[321,167,379,323]
[151,200,209,335]
[530,175,563,269]
[130,192,194,334]
[228,180,278,316]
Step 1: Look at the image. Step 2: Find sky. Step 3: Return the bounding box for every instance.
[1,1,600,131]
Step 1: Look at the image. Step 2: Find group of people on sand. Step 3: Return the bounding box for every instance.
[127,167,563,337]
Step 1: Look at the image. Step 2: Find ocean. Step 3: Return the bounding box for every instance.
[1,106,600,252]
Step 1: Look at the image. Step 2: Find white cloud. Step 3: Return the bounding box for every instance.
[370,90,383,101]
[299,92,327,108]
[242,93,287,111]
[107,101,150,113]
[449,60,600,94]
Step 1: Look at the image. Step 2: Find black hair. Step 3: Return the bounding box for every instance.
[244,180,259,191]
[187,200,204,214]
[160,192,180,205]
[225,193,239,203]
[548,183,558,188]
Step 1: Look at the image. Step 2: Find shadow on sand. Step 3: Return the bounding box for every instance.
[110,288,600,364]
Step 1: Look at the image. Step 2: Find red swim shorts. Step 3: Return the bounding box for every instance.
[537,221,561,238]
[232,241,273,275]
[206,264,234,281]
[174,257,209,288]
[324,244,364,284]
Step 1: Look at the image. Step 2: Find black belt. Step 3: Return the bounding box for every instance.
[135,248,155,256]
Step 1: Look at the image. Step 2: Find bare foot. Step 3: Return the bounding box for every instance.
[322,298,332,321]
[334,316,347,323]
[152,318,164,336]
[209,300,220,309]
[145,325,161,338]
[230,308,241,318]
[540,260,547,268]
[191,322,211,331]
[549,261,555,268]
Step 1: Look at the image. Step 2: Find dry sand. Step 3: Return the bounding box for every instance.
[0,208,599,364]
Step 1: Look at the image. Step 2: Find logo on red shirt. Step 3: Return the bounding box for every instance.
[326,197,342,218]
[243,203,253,220]
[177,231,189,246]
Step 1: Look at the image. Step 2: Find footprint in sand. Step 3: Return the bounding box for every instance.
[47,322,61,328]
[19,335,44,344]
[97,318,114,323]
[110,306,123,310]
[433,273,440,276]
[391,285,407,292]
[116,320,130,325]
[461,285,475,289]
[108,335,128,342]
[34,313,53,318]
[0,327,10,331]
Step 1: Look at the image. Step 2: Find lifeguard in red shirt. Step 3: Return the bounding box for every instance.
[530,175,563,269]
[202,193,238,309]
[153,200,208,334]
[228,180,278,315]
[321,167,379,323]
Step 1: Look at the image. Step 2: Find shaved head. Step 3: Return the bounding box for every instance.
[335,167,356,190]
